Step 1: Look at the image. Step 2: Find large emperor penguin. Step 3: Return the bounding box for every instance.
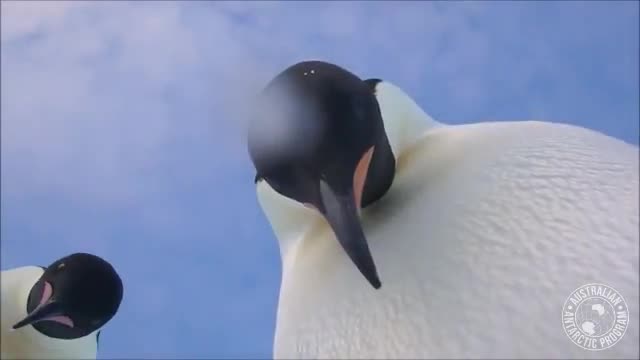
[247,61,639,359]
[1,252,124,359]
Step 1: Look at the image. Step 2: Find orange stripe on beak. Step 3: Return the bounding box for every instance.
[353,146,375,209]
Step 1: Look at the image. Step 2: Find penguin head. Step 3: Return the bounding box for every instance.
[13,253,123,339]
[248,61,397,289]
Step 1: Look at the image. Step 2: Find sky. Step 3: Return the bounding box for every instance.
[0,1,638,358]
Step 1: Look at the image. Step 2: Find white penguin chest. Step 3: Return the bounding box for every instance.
[273,122,639,359]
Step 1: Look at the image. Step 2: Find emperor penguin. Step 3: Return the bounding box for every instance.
[1,252,124,359]
[247,61,639,359]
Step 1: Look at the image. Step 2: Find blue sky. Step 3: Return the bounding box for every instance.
[1,1,637,358]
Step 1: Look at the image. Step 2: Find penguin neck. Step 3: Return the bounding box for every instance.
[256,180,322,263]
[360,80,442,207]
[23,268,53,338]
[20,267,45,315]
[373,81,442,160]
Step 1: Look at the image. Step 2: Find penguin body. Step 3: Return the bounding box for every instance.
[249,62,639,359]
[264,120,639,359]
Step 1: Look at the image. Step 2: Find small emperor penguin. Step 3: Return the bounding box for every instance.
[1,252,124,359]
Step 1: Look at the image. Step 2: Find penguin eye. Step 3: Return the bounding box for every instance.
[49,262,66,274]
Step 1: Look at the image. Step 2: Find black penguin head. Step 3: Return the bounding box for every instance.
[13,252,124,339]
[248,61,396,289]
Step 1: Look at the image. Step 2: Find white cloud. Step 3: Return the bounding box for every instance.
[1,1,636,214]
[1,1,497,210]
[2,2,198,207]
[1,1,87,43]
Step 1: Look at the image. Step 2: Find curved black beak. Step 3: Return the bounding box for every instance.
[319,180,381,289]
[12,299,64,330]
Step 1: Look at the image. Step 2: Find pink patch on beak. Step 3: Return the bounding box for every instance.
[39,281,53,305]
[37,281,75,328]
[353,147,375,208]
[44,315,75,328]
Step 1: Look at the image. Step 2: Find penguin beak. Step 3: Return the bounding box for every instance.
[318,179,381,289]
[12,299,68,330]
